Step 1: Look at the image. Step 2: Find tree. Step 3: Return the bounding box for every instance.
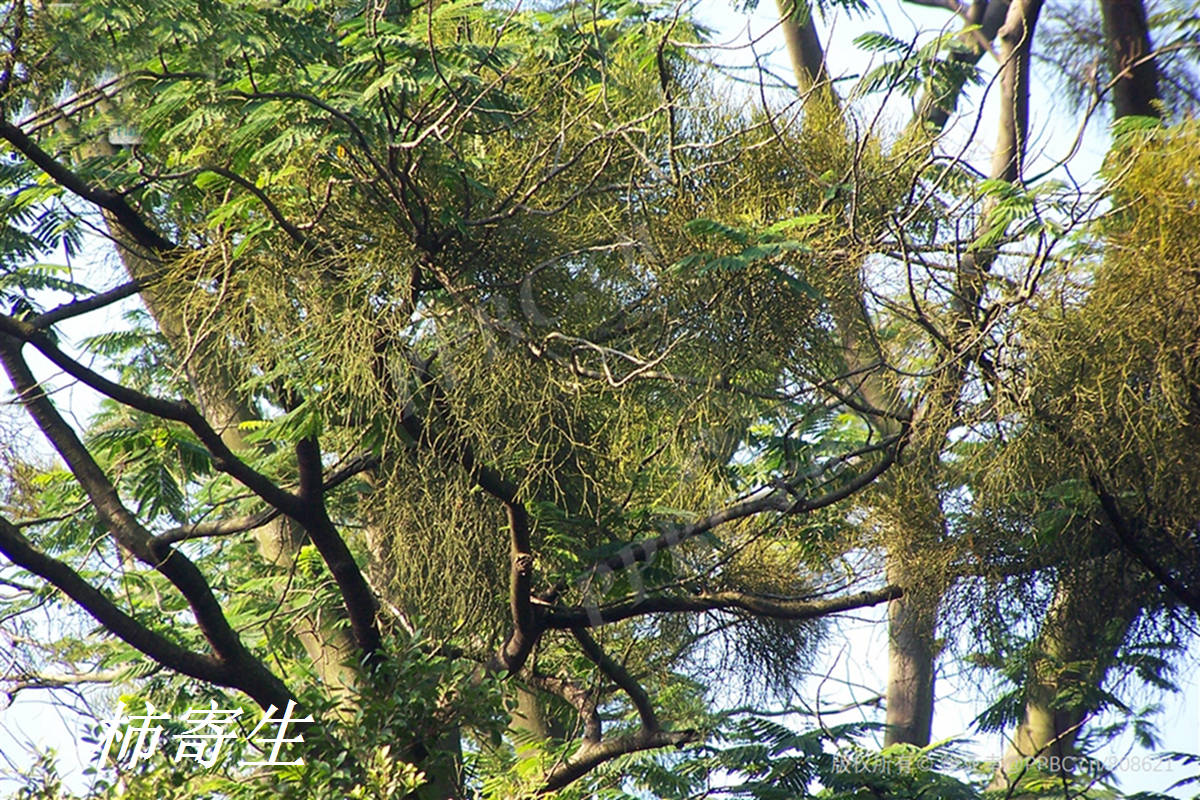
[1,0,1197,798]
[969,112,1200,792]
[767,3,1200,794]
[0,1,910,796]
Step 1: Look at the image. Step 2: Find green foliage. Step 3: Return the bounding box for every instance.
[2,1,1199,799]
[853,28,982,102]
[586,716,991,800]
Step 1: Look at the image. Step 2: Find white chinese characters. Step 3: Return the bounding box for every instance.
[173,703,244,767]
[241,700,313,767]
[95,700,310,769]
[97,703,171,767]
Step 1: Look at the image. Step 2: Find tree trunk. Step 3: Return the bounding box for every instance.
[1099,0,1161,119]
[768,0,943,750]
[991,556,1143,790]
[774,0,834,104]
[884,559,936,746]
[993,12,1163,788]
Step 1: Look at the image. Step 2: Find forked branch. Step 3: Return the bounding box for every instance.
[0,334,293,709]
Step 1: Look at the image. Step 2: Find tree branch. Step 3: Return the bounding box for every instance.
[199,165,317,251]
[538,728,699,794]
[914,0,1013,131]
[774,0,837,104]
[155,452,379,545]
[0,121,176,254]
[1088,472,1200,617]
[0,334,292,707]
[157,508,280,546]
[571,626,658,730]
[229,90,408,214]
[4,667,154,694]
[989,0,1044,184]
[522,670,601,743]
[0,314,304,518]
[32,279,147,329]
[573,434,903,583]
[548,585,902,628]
[295,437,325,502]
[491,499,539,673]
[402,359,543,674]
[293,437,382,662]
[0,514,293,709]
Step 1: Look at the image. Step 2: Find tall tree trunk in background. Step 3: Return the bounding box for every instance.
[775,0,835,104]
[916,0,1012,129]
[97,211,363,695]
[772,0,940,749]
[991,555,1145,789]
[991,2,1163,785]
[772,0,1036,749]
[72,111,367,694]
[1100,0,1161,119]
[884,560,937,746]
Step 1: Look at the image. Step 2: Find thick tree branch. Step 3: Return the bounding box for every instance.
[0,121,176,254]
[548,585,902,628]
[538,728,698,794]
[294,437,382,661]
[523,671,601,743]
[0,334,288,698]
[296,437,325,502]
[571,626,658,730]
[158,508,281,546]
[0,515,295,711]
[32,279,147,329]
[0,516,230,687]
[988,0,1044,184]
[0,314,304,518]
[492,499,539,673]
